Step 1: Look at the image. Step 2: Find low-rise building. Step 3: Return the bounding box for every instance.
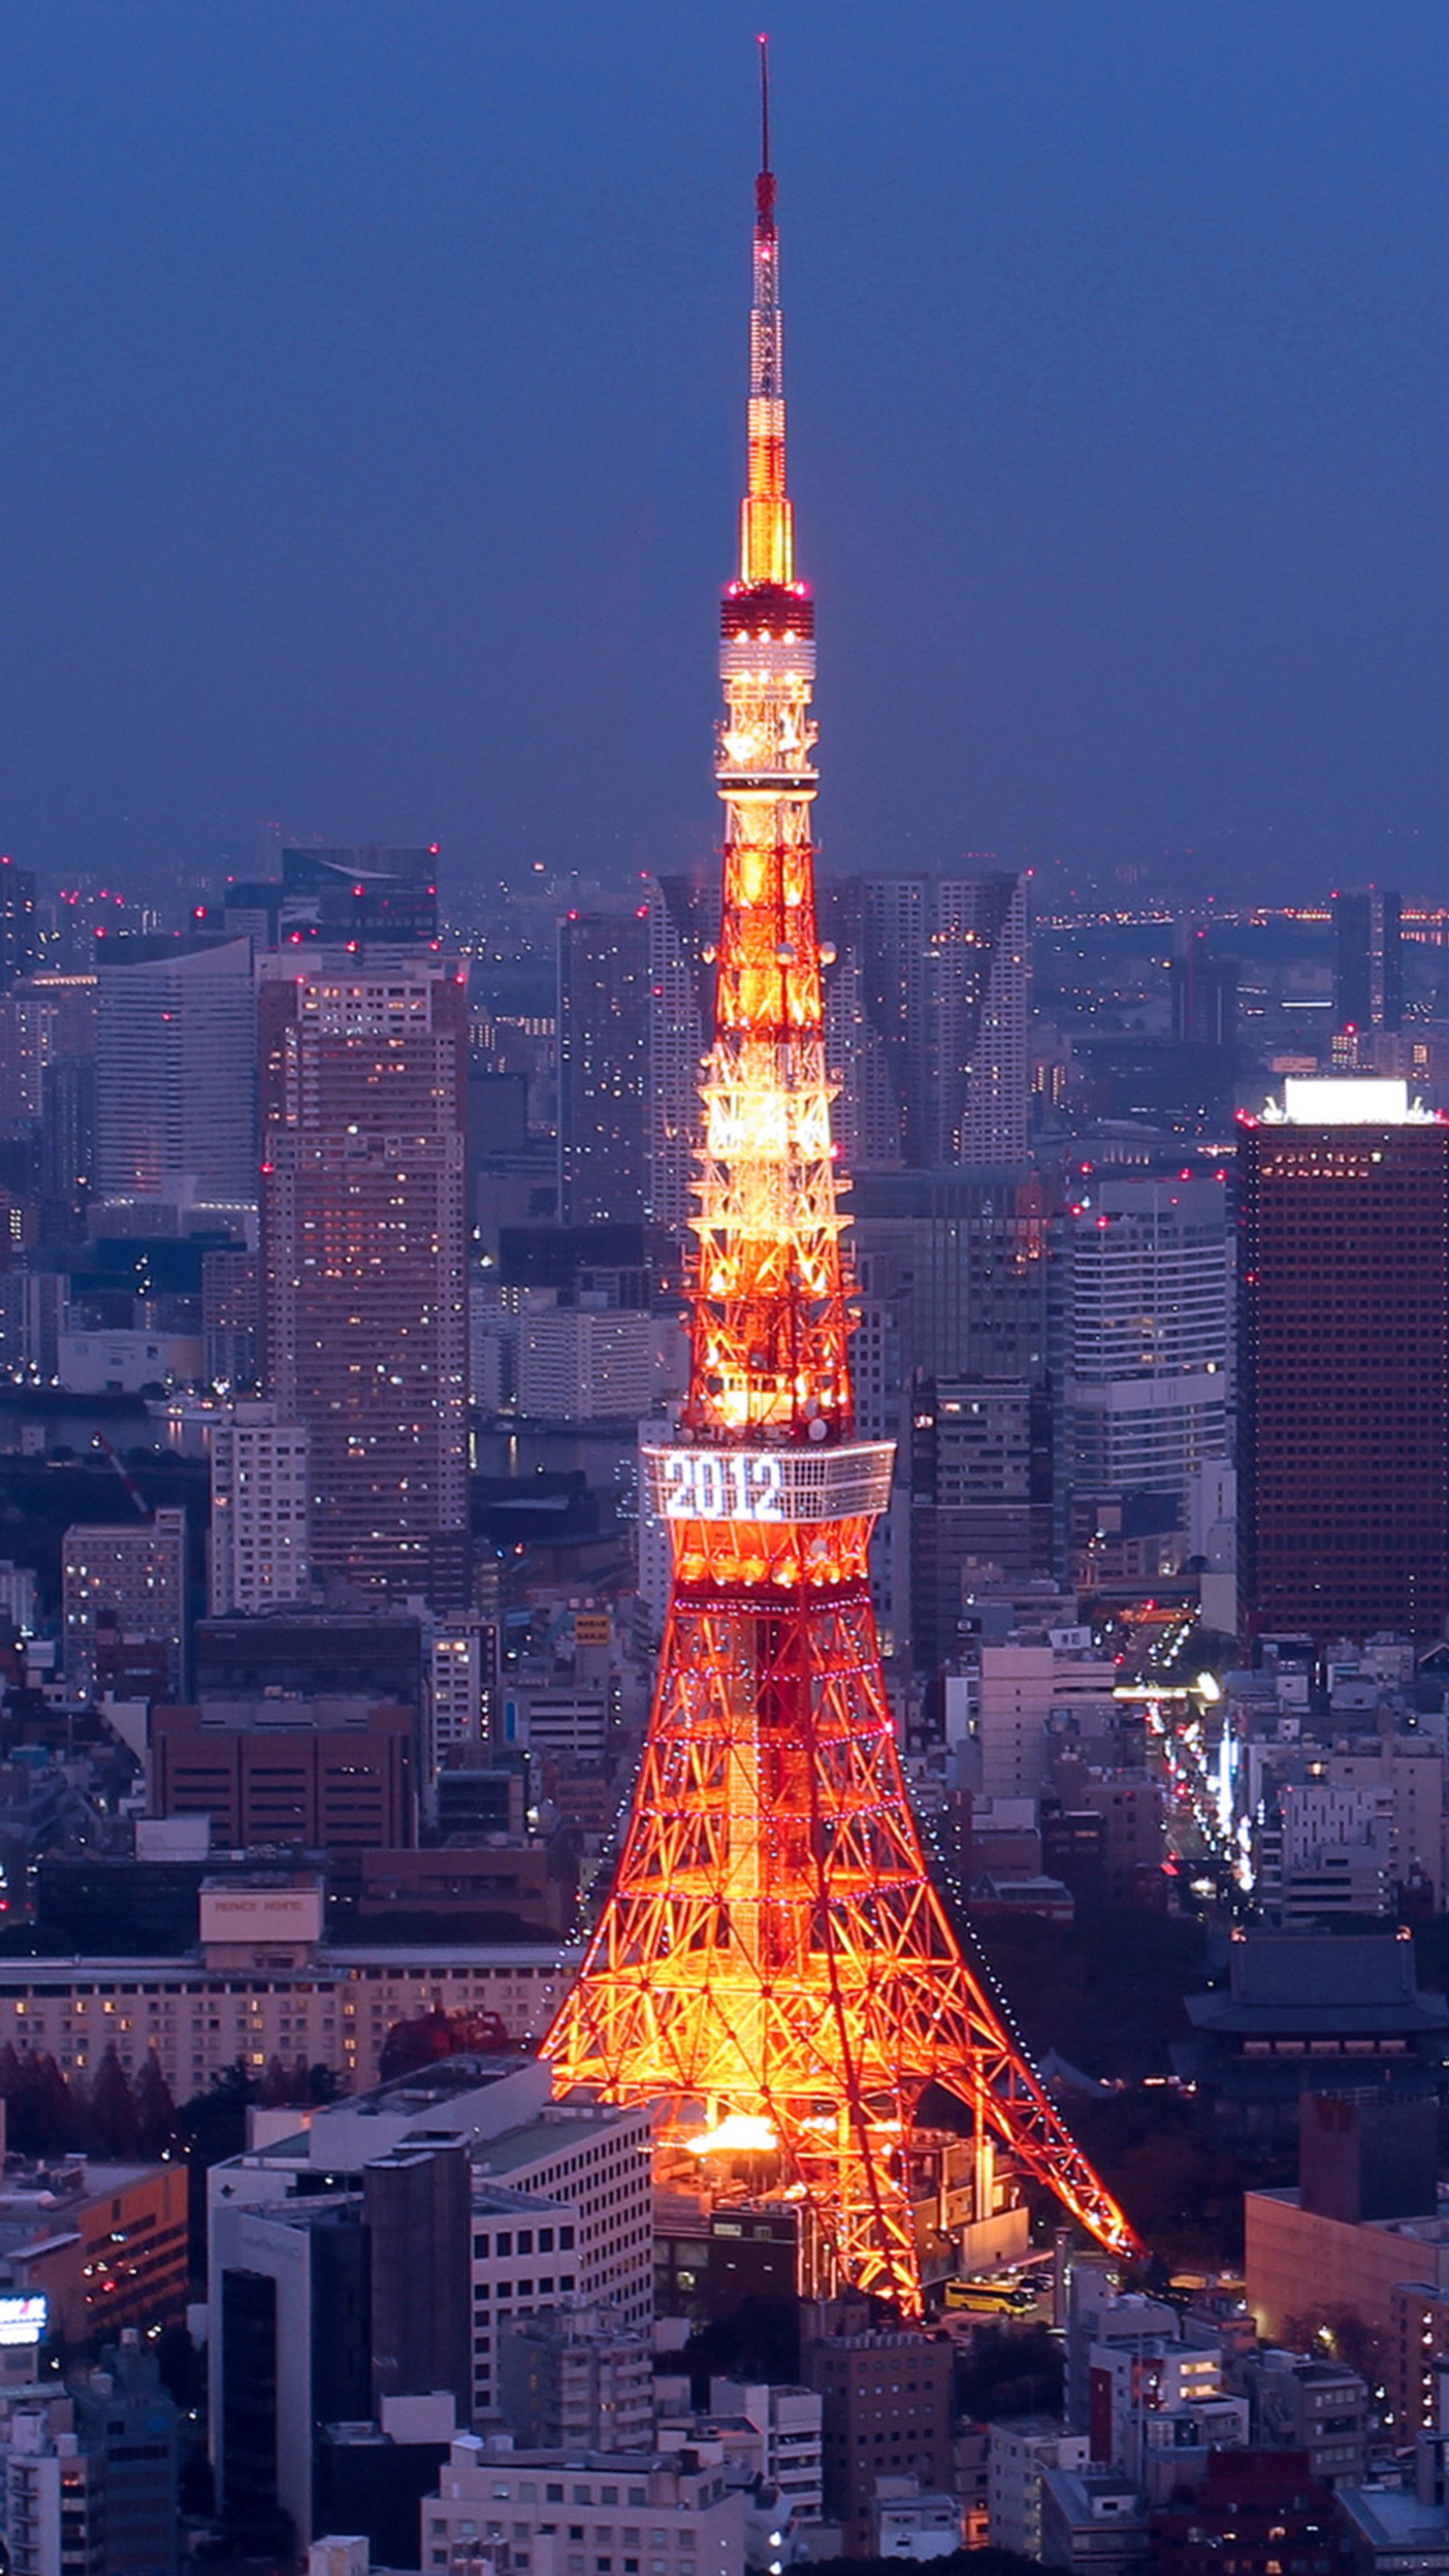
[1148,2448,1343,2574]
[987,2416,1089,2562]
[0,2158,187,2341]
[421,2433,744,2576]
[1039,2465,1151,2571]
[0,1916,578,2096]
[869,2474,961,2561]
[1240,2347,1369,2484]
[806,2317,955,2558]
[1179,1932,1449,2137]
[498,2302,653,2452]
[1086,2336,1223,2477]
[1246,2191,1449,2432]
[1334,2478,1449,2571]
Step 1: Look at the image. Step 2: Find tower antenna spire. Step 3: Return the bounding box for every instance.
[756,34,775,225]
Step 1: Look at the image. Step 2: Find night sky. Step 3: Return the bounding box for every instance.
[0,3,1446,904]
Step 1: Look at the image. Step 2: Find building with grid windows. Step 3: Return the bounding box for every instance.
[260,957,468,1594]
[1239,1078,1449,1642]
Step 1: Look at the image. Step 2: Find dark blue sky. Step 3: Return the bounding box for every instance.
[1,2,1446,904]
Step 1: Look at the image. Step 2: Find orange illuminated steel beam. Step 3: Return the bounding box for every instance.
[544,42,1138,2307]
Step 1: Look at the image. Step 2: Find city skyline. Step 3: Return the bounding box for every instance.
[0,5,1447,901]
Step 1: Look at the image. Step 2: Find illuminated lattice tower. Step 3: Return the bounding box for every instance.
[545,47,1137,2308]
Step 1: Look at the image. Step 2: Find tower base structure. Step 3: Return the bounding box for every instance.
[546,1447,1138,2312]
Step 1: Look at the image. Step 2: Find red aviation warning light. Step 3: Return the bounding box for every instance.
[544,48,1137,2309]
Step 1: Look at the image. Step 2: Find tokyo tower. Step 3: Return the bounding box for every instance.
[545,43,1137,2308]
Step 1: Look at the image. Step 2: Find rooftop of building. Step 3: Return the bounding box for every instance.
[0,2156,166,2210]
[1041,2465,1148,2526]
[472,2104,652,2177]
[1334,2481,1449,2554]
[443,2433,734,2483]
[1248,2187,1449,2244]
[1260,1075,1440,1127]
[1185,1932,1449,2034]
[0,1943,576,1986]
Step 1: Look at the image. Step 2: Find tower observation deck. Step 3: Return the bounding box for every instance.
[545,43,1137,2306]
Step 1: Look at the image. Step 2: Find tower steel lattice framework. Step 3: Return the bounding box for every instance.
[545,46,1138,2307]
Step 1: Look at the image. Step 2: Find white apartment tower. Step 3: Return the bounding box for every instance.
[207,1401,312,1616]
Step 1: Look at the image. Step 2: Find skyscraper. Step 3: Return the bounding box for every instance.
[207,1401,312,1616]
[1169,925,1238,1049]
[0,857,39,988]
[1334,888,1403,1036]
[1063,1177,1233,1520]
[260,958,468,1595]
[645,874,719,1264]
[858,871,1032,1167]
[95,937,259,1216]
[1239,1076,1449,1643]
[557,908,649,1225]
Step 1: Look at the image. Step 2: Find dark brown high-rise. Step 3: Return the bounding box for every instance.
[1239,1078,1449,1644]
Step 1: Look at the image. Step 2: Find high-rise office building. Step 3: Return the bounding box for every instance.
[1169,924,1238,1048]
[37,1054,97,1238]
[1239,1076,1449,1642]
[1334,888,1403,1035]
[910,1377,1055,1670]
[818,879,909,1170]
[62,1508,187,1701]
[859,871,1032,1166]
[201,1248,260,1391]
[1063,1177,1233,1519]
[96,938,259,1215]
[207,1401,312,1615]
[259,958,468,1594]
[557,908,649,1225]
[362,2139,473,2423]
[645,875,718,1259]
[0,858,39,988]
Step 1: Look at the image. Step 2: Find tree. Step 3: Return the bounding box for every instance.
[134,2054,179,2159]
[89,2045,139,2158]
[378,2007,510,2082]
[954,2322,1064,2423]
[6,2052,75,2158]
